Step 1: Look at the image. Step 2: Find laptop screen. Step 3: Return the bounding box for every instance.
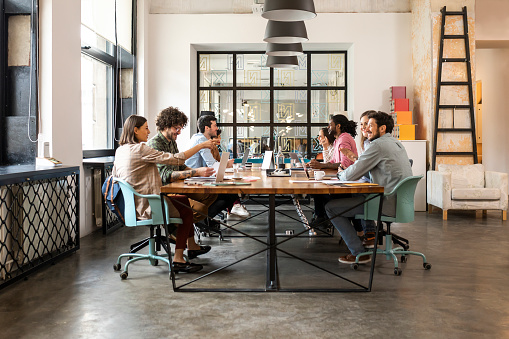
[215,152,230,182]
[241,149,250,166]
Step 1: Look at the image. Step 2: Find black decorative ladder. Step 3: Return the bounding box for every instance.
[432,6,478,170]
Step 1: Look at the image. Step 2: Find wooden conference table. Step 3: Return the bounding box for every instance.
[160,170,384,292]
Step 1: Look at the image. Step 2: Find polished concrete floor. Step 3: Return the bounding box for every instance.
[1,204,509,339]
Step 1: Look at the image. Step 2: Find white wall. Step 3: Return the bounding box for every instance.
[147,13,413,148]
[476,49,509,173]
[40,0,91,236]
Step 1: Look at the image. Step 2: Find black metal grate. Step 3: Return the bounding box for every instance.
[0,173,79,289]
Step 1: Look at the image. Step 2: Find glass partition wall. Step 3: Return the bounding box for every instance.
[198,51,346,159]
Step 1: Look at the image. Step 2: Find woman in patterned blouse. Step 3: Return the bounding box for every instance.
[113,115,216,273]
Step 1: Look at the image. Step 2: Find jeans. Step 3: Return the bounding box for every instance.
[325,196,367,256]
[208,194,238,218]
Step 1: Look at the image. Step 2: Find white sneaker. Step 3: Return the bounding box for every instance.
[228,203,251,220]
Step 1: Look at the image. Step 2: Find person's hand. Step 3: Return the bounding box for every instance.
[227,159,235,168]
[309,159,322,169]
[340,148,358,162]
[195,167,215,177]
[200,139,216,150]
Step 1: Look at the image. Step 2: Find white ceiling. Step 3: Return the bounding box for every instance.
[150,0,411,14]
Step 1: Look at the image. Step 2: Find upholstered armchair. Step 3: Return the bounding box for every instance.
[427,164,508,220]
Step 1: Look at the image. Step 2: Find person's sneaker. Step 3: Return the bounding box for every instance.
[362,232,376,249]
[338,254,371,264]
[227,203,250,220]
[309,216,330,230]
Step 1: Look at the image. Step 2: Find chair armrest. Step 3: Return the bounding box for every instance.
[486,171,509,210]
[427,170,452,209]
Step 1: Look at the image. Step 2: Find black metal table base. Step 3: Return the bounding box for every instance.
[161,192,384,292]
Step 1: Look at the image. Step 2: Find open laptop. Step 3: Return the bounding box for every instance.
[241,148,250,167]
[291,153,335,180]
[184,152,230,183]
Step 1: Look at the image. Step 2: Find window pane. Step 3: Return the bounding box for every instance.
[310,126,324,158]
[236,54,270,87]
[199,54,234,87]
[81,0,115,45]
[310,89,345,123]
[236,90,270,123]
[311,53,345,86]
[81,25,114,56]
[81,54,113,150]
[274,54,307,87]
[274,90,307,123]
[199,90,233,123]
[274,126,308,156]
[236,126,271,157]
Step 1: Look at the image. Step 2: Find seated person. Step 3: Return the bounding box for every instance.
[340,110,378,247]
[113,115,216,273]
[325,111,412,264]
[318,127,335,163]
[308,114,359,229]
[185,115,239,227]
[147,107,217,229]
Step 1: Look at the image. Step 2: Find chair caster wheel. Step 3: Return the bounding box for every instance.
[400,255,407,263]
[113,263,121,271]
[120,271,128,279]
[351,263,359,270]
[151,259,158,266]
[423,263,432,270]
[394,268,402,276]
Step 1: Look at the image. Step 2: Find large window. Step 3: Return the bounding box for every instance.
[198,51,347,159]
[81,0,136,157]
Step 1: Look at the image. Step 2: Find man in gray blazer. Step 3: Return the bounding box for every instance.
[325,111,412,264]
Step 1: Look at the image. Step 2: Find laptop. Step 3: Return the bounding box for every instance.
[184,152,230,183]
[241,148,250,167]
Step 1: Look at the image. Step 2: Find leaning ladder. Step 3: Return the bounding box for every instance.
[432,6,478,170]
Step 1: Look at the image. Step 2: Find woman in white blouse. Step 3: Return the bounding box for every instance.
[113,115,216,273]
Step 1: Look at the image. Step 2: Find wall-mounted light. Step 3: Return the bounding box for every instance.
[262,0,316,21]
[264,20,308,44]
[266,43,303,56]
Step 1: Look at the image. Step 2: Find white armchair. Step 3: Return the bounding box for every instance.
[427,164,508,220]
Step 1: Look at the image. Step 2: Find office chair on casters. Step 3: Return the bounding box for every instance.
[112,178,183,280]
[353,175,431,276]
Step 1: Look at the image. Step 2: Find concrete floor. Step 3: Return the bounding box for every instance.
[1,205,509,338]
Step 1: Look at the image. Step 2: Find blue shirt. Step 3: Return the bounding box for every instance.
[339,133,412,215]
[185,133,217,168]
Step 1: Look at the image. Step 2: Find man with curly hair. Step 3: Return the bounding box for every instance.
[147,106,217,226]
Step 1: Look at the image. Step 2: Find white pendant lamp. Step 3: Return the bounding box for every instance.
[266,43,303,56]
[262,0,316,22]
[263,21,308,44]
[265,55,298,68]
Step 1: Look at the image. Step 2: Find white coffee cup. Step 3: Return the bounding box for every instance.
[314,170,325,181]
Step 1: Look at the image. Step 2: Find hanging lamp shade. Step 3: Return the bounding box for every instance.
[266,43,303,56]
[262,0,316,21]
[265,55,298,68]
[264,21,308,44]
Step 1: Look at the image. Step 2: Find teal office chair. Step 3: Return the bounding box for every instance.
[353,175,432,275]
[112,178,183,280]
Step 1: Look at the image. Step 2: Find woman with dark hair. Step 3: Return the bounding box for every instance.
[309,114,358,170]
[318,127,335,163]
[113,115,216,273]
[210,129,222,162]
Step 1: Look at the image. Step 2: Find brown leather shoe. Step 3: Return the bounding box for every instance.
[362,232,376,249]
[338,254,371,264]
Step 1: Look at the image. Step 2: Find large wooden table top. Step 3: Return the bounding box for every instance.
[160,170,384,195]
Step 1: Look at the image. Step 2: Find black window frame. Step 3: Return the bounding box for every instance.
[196,50,348,159]
[81,0,137,159]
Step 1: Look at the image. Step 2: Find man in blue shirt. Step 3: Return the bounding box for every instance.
[325,111,412,264]
[186,115,237,229]
[186,115,234,168]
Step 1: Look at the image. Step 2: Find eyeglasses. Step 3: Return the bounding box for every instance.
[172,126,182,133]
